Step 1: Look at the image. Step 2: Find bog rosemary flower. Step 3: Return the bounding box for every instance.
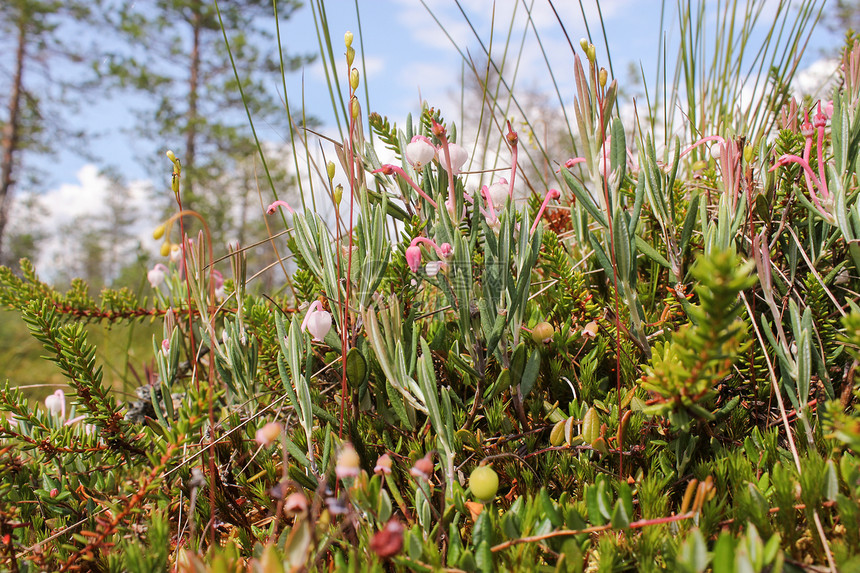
[147,263,168,288]
[405,135,436,170]
[405,237,452,273]
[301,301,332,342]
[255,422,282,447]
[336,443,361,479]
[374,453,393,475]
[45,389,66,420]
[284,491,309,515]
[483,178,509,212]
[437,142,468,176]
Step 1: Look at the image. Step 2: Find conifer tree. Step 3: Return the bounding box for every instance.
[0,0,97,259]
[100,0,311,257]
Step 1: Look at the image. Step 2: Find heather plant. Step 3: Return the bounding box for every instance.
[2,1,860,572]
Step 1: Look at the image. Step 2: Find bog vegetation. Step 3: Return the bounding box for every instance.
[1,1,860,572]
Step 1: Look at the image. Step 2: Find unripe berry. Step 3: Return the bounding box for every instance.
[532,321,554,344]
[469,465,499,502]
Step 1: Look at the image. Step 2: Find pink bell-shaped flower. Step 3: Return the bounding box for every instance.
[485,177,509,209]
[406,135,436,170]
[147,264,168,288]
[301,301,332,342]
[405,245,422,273]
[437,143,468,175]
[45,389,66,420]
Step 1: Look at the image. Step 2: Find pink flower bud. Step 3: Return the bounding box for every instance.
[410,453,434,481]
[439,243,453,258]
[405,245,422,273]
[374,453,393,475]
[255,422,283,446]
[336,443,361,480]
[406,136,436,170]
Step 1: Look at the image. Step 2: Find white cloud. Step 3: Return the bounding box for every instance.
[793,57,840,100]
[12,164,159,281]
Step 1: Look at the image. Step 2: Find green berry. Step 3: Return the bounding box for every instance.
[469,465,499,502]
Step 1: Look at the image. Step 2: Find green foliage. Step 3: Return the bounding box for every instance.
[3,3,860,572]
[641,250,757,426]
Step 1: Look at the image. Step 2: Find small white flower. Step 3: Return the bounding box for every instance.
[45,389,66,420]
[301,301,332,342]
[169,244,183,263]
[485,178,509,209]
[147,264,168,288]
[406,136,436,170]
[425,261,443,277]
[438,143,468,175]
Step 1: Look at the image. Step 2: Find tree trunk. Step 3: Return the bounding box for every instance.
[0,17,27,258]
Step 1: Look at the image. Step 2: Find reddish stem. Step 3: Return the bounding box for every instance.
[373,165,438,208]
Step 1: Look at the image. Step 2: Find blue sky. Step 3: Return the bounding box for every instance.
[22,0,841,273]
[42,0,839,187]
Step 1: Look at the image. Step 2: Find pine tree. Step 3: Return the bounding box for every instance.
[99,0,312,259]
[0,0,98,259]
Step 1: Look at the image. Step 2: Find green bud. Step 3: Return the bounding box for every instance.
[586,44,596,63]
[327,161,336,181]
[153,223,166,240]
[334,184,343,205]
[346,46,355,67]
[744,145,754,163]
[166,150,177,163]
[599,68,608,88]
[579,38,589,52]
[160,241,171,257]
[350,98,360,119]
[344,31,353,48]
[350,68,359,91]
